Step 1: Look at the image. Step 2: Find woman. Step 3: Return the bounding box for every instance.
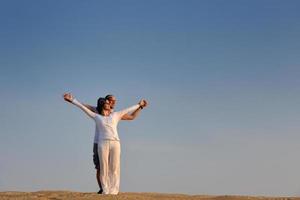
[64,93,147,195]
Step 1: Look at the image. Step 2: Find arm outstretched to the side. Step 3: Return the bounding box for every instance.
[121,100,148,120]
[63,93,96,119]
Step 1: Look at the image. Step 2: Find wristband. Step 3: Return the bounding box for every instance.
[72,98,78,104]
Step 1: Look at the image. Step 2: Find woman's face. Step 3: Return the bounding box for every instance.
[103,100,111,110]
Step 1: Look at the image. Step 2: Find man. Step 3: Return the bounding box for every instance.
[63,93,147,194]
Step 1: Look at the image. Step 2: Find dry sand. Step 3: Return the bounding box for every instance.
[0,191,299,200]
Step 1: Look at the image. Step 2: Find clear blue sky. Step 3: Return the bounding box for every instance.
[1,0,300,196]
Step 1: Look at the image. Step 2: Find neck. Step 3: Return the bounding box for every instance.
[101,109,110,116]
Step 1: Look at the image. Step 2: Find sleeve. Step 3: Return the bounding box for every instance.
[114,104,140,121]
[72,99,97,119]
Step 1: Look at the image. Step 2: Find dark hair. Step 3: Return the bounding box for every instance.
[105,94,114,100]
[96,97,106,114]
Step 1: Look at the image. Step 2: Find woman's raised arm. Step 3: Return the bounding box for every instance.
[114,99,147,121]
[63,93,96,119]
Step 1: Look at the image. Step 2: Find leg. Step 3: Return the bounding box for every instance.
[93,143,102,193]
[98,140,110,194]
[108,140,121,195]
[96,169,103,194]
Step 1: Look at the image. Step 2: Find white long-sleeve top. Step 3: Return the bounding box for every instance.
[72,99,139,142]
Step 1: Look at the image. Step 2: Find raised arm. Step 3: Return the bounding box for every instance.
[115,99,147,121]
[121,100,148,120]
[63,93,96,119]
[64,93,98,113]
[115,104,139,120]
[83,104,98,113]
[121,108,142,120]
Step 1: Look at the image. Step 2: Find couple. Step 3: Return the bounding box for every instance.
[63,93,148,195]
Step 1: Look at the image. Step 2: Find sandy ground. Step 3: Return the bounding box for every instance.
[0,191,299,200]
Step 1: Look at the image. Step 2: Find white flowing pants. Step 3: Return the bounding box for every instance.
[98,140,121,195]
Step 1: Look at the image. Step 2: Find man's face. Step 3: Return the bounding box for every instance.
[107,96,117,108]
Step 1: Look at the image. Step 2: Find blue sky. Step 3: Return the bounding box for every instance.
[1,0,300,196]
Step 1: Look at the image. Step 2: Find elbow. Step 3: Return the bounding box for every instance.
[126,116,135,120]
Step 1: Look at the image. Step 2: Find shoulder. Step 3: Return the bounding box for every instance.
[94,113,101,119]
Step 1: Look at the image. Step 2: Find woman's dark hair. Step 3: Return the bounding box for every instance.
[96,97,106,114]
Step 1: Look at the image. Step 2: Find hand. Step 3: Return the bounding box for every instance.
[143,100,148,108]
[63,93,74,103]
[138,99,148,108]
